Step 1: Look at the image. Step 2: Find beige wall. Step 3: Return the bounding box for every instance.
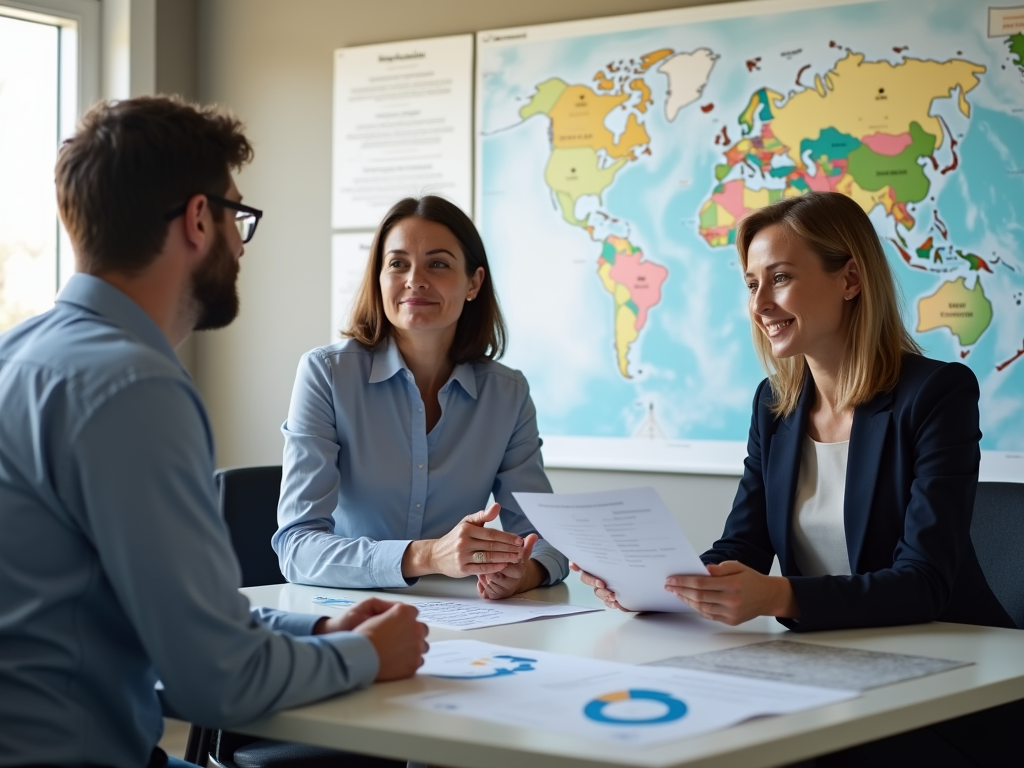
[193,0,743,541]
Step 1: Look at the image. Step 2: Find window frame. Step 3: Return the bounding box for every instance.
[0,0,99,290]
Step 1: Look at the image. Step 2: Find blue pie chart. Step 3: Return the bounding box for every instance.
[583,689,688,725]
[429,654,537,679]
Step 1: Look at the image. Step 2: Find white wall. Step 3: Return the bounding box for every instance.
[194,0,744,540]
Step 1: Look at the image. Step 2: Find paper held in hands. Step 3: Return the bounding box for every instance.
[513,487,708,612]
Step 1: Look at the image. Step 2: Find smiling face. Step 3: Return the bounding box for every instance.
[744,223,861,368]
[379,217,484,345]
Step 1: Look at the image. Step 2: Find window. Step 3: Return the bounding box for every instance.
[0,0,97,335]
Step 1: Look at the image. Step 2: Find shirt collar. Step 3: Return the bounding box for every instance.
[56,273,182,368]
[368,336,407,384]
[448,360,478,400]
[368,337,478,399]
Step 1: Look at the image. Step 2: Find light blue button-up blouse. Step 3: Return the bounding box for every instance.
[273,337,568,589]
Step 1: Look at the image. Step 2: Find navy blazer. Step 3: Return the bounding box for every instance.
[703,354,1013,632]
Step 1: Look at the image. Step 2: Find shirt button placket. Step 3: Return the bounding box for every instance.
[408,375,428,539]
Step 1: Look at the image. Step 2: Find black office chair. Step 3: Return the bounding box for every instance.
[970,481,1024,629]
[217,465,287,589]
[184,466,399,768]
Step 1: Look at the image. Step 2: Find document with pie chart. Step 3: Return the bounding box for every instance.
[391,640,857,747]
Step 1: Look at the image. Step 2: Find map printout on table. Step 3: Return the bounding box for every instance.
[475,0,1024,477]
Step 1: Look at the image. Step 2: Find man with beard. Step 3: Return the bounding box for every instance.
[0,97,427,768]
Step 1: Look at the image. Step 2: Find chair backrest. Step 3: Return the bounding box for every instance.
[215,465,286,588]
[971,481,1024,629]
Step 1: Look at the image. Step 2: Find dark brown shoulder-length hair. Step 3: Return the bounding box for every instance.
[343,196,507,364]
[736,192,921,418]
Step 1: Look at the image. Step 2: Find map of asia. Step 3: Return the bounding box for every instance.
[476,0,1024,466]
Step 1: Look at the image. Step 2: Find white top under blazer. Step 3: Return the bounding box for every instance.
[791,435,852,577]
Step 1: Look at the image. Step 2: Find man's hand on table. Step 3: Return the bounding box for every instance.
[314,597,429,681]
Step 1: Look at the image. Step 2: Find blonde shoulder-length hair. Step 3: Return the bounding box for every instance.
[736,192,921,418]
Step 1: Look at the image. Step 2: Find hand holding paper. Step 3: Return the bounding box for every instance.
[665,560,800,625]
[513,488,708,612]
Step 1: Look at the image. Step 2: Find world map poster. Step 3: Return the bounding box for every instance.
[475,0,1024,477]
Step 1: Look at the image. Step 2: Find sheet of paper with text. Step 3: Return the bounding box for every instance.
[514,487,708,612]
[332,34,473,229]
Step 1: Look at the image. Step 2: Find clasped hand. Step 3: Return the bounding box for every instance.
[572,560,799,625]
[403,503,541,599]
[429,502,528,578]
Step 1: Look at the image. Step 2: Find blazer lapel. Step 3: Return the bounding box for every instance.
[767,373,814,574]
[844,388,894,572]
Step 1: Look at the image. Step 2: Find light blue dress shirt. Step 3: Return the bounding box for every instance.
[273,337,568,589]
[0,275,378,768]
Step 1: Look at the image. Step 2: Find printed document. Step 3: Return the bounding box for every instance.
[391,640,858,748]
[514,487,708,612]
[313,595,598,631]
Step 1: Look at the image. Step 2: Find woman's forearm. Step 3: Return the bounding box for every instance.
[401,539,436,578]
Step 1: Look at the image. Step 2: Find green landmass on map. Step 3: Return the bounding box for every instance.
[1009,32,1024,72]
[917,277,993,346]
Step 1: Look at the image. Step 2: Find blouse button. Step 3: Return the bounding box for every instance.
[415,503,421,508]
[418,462,424,469]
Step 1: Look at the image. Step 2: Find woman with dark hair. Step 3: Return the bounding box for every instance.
[273,196,567,598]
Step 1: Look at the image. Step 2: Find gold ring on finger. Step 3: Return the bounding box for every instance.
[473,551,487,564]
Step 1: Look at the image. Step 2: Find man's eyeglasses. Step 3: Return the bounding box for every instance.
[164,194,264,244]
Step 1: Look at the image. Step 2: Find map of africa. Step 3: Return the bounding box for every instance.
[477,0,1024,464]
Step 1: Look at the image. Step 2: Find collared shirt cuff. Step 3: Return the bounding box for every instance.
[251,606,322,636]
[529,543,567,586]
[371,539,418,588]
[322,631,380,688]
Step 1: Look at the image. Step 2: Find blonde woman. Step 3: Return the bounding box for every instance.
[578,192,1013,632]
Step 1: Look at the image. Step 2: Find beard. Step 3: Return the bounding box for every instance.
[191,225,240,331]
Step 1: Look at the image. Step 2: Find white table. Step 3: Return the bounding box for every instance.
[238,576,1024,768]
